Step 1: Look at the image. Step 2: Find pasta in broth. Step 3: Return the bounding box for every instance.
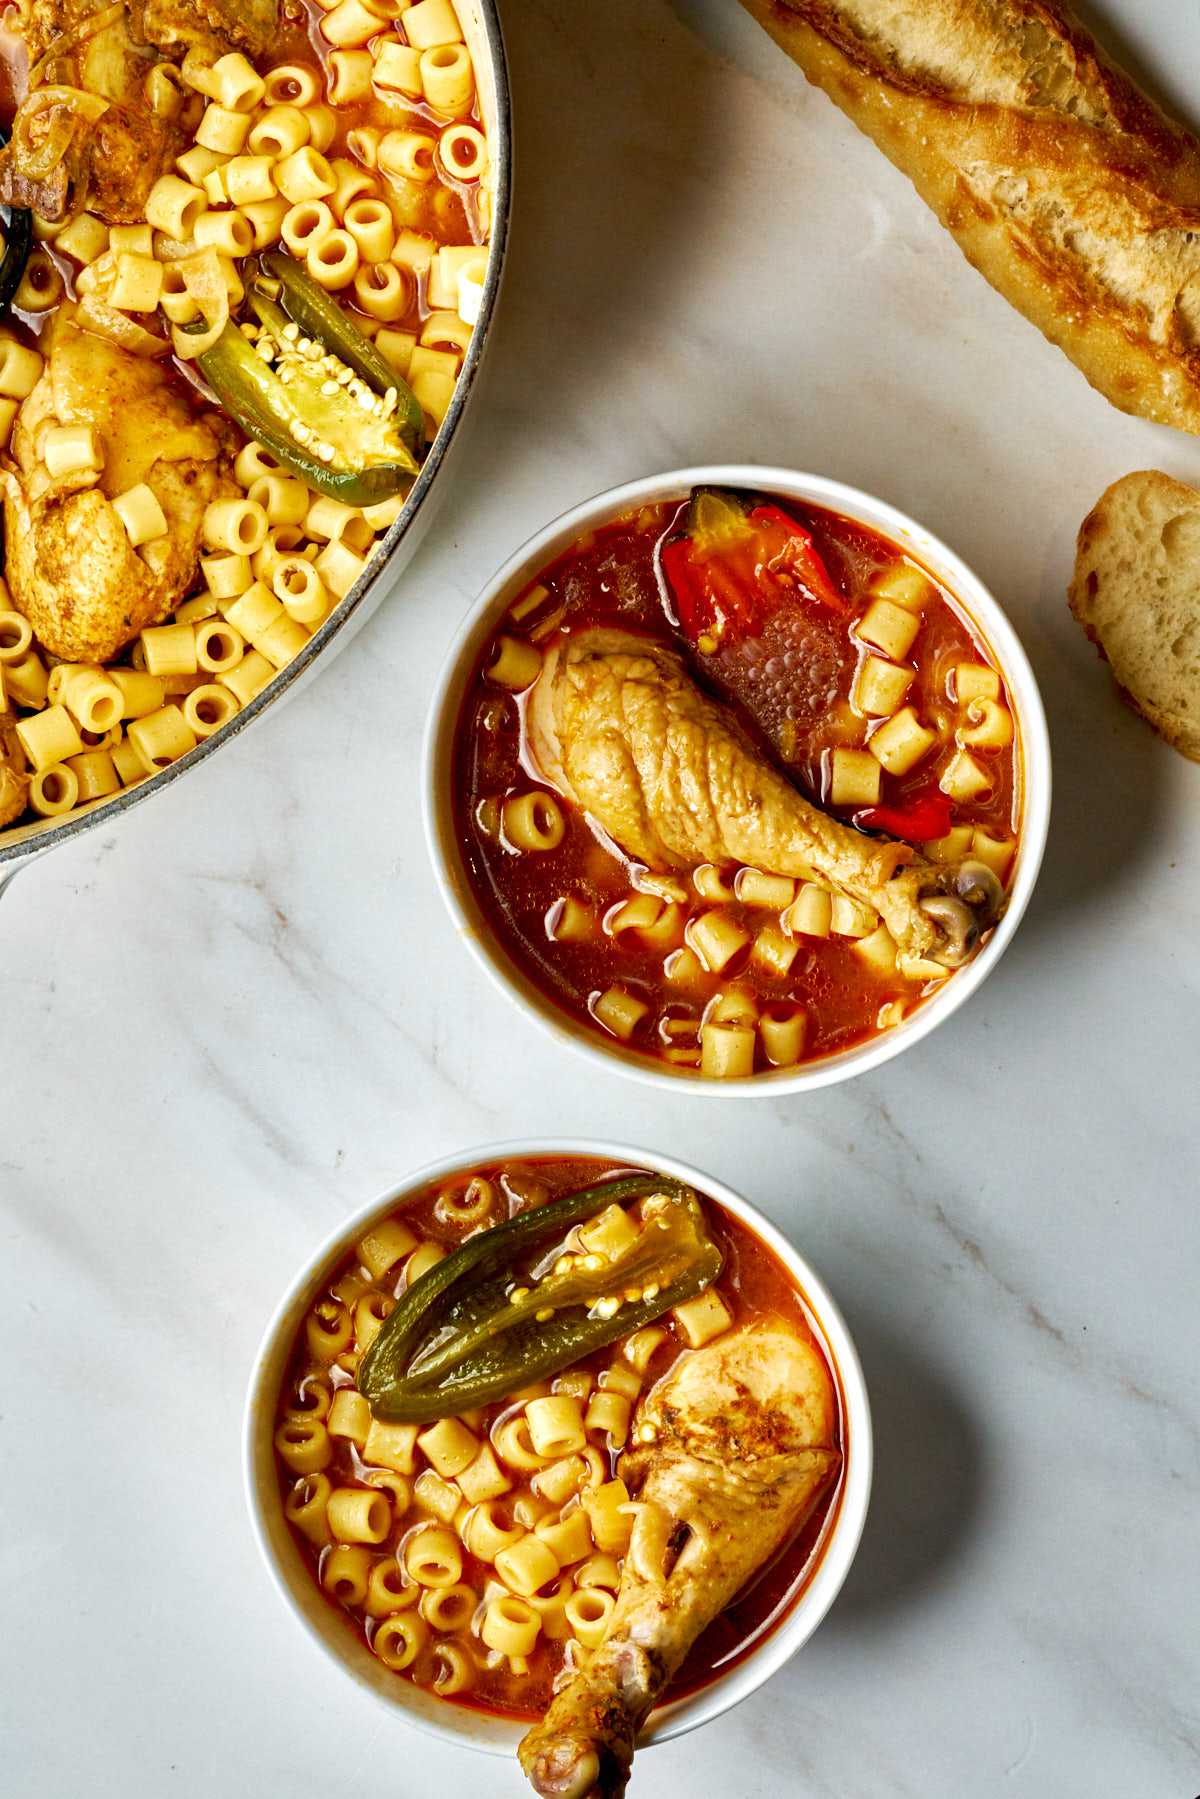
[273,1157,845,1718]
[0,0,492,836]
[453,495,1021,1077]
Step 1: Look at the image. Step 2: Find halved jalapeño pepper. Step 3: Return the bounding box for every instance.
[359,1174,724,1421]
[195,251,422,505]
[660,486,850,653]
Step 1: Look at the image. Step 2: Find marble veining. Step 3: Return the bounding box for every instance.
[2,2,1198,1796]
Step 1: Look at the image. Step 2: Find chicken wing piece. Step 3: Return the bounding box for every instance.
[526,626,1004,969]
[519,1324,841,1799]
[1,311,235,662]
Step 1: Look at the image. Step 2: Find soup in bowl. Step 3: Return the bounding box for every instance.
[426,468,1050,1092]
[244,1141,871,1788]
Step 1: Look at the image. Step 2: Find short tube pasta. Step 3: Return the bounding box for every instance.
[760,1004,808,1068]
[687,909,749,974]
[320,0,382,47]
[144,175,206,238]
[404,1525,463,1589]
[565,1587,615,1649]
[486,637,543,693]
[734,867,796,910]
[276,147,336,205]
[357,1216,418,1281]
[421,43,475,117]
[141,623,198,678]
[66,749,120,802]
[372,1611,427,1670]
[461,1500,525,1563]
[327,1486,392,1544]
[29,764,79,817]
[0,610,33,661]
[60,667,122,734]
[203,498,269,556]
[307,229,359,291]
[418,1583,476,1633]
[495,1532,560,1599]
[183,682,241,740]
[281,201,335,258]
[364,1557,415,1617]
[248,105,310,159]
[524,1397,587,1460]
[700,1020,756,1079]
[354,1290,394,1354]
[17,705,85,774]
[342,196,394,262]
[127,705,198,773]
[379,130,438,185]
[492,1412,549,1474]
[194,208,254,258]
[352,260,408,319]
[272,558,329,627]
[275,1418,331,1475]
[328,49,374,105]
[430,1643,475,1696]
[481,1595,540,1659]
[403,0,464,51]
[263,64,321,108]
[284,1473,332,1547]
[535,1508,594,1568]
[322,1545,372,1608]
[503,792,564,852]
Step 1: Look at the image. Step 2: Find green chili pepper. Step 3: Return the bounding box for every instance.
[359,1174,724,1421]
[194,254,422,506]
[0,127,32,318]
[260,250,424,455]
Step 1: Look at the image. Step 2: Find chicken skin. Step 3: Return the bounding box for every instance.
[519,1324,841,1799]
[2,312,234,662]
[527,627,1004,969]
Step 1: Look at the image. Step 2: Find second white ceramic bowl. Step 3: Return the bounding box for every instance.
[424,466,1051,1095]
[244,1138,872,1760]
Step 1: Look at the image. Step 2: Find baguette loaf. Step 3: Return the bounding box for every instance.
[739,0,1200,433]
[1069,471,1200,762]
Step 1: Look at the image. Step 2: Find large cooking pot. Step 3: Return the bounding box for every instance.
[0,1,511,891]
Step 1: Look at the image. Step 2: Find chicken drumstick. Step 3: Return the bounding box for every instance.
[518,1323,841,1799]
[527,627,1003,969]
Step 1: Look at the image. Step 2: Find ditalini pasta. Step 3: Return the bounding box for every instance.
[0,0,493,838]
[453,491,1020,1077]
[272,1155,845,1721]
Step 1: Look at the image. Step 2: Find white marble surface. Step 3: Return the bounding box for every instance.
[3,3,1199,1795]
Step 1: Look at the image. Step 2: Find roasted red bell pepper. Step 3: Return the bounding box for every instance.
[660,487,849,650]
[856,788,953,843]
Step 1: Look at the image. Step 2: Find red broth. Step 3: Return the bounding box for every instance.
[452,497,1021,1074]
[272,1155,844,1721]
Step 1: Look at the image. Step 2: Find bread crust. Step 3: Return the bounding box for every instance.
[740,0,1200,433]
[1069,470,1200,761]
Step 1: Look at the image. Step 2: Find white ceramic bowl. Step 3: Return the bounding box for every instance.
[244,1138,872,1760]
[424,466,1052,1095]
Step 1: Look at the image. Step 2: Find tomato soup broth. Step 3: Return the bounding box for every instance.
[272,1156,844,1720]
[452,497,1022,1075]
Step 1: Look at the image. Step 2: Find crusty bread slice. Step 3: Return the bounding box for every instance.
[738,0,1200,435]
[1069,471,1200,762]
